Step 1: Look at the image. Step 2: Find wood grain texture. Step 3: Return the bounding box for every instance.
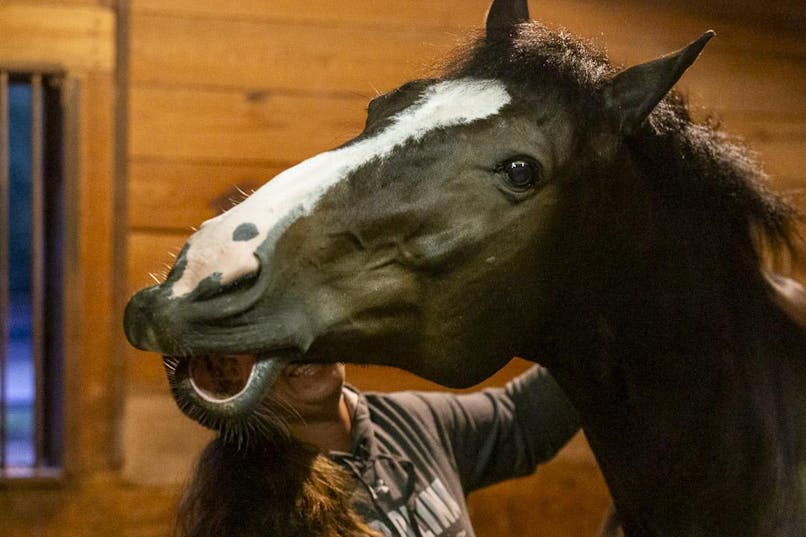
[129,86,367,162]
[129,0,804,54]
[71,71,119,475]
[131,0,490,29]
[0,3,114,72]
[128,8,804,107]
[130,13,461,94]
[0,474,180,537]
[128,159,288,230]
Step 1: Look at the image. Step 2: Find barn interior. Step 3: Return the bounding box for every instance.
[0,1,803,535]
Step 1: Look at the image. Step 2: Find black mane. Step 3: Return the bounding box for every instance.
[444,23,614,96]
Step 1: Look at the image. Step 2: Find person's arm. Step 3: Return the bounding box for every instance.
[388,365,579,492]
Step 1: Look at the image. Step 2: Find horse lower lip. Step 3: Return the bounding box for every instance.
[162,353,293,435]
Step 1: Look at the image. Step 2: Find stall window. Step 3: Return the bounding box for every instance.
[1,71,65,478]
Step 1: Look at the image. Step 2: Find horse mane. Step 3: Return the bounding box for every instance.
[174,435,380,537]
[629,92,801,277]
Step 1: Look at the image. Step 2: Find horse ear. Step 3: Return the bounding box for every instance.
[602,31,715,135]
[485,0,530,38]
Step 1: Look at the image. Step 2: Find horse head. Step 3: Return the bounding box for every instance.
[124,0,713,431]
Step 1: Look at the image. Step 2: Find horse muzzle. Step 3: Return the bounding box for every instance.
[123,269,317,436]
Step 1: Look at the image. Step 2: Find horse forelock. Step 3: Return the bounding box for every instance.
[444,23,613,98]
[168,78,513,298]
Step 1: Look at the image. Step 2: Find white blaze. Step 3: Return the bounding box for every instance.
[170,78,511,297]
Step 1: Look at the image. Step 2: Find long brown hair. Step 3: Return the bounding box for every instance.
[175,435,380,537]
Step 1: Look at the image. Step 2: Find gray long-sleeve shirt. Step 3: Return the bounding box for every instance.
[330,365,579,537]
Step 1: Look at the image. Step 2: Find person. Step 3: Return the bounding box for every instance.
[175,361,579,537]
[276,362,578,537]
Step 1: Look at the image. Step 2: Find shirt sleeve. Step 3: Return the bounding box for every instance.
[387,365,579,493]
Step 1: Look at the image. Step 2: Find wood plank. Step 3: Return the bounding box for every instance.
[704,114,806,193]
[0,4,115,72]
[0,475,180,537]
[127,116,803,227]
[129,9,804,115]
[122,392,213,485]
[541,1,805,58]
[720,114,806,142]
[752,141,806,193]
[131,0,490,29]
[72,71,119,473]
[127,346,169,393]
[17,0,110,6]
[130,13,460,95]
[664,0,805,34]
[638,51,804,118]
[127,348,167,391]
[40,71,120,477]
[128,159,288,230]
[129,86,366,163]
[129,0,804,57]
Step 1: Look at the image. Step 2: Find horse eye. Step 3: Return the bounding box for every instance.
[499,158,542,191]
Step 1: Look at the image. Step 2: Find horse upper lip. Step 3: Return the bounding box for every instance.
[124,262,313,357]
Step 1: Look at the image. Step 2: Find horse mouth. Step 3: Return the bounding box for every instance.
[163,351,299,440]
[187,354,258,402]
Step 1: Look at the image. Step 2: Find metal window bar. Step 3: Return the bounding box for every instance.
[31,73,46,469]
[1,69,65,476]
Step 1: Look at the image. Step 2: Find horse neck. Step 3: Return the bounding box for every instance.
[543,255,806,536]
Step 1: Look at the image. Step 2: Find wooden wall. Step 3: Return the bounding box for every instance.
[1,1,803,536]
[122,1,805,536]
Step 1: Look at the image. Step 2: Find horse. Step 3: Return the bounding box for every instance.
[124,0,806,535]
